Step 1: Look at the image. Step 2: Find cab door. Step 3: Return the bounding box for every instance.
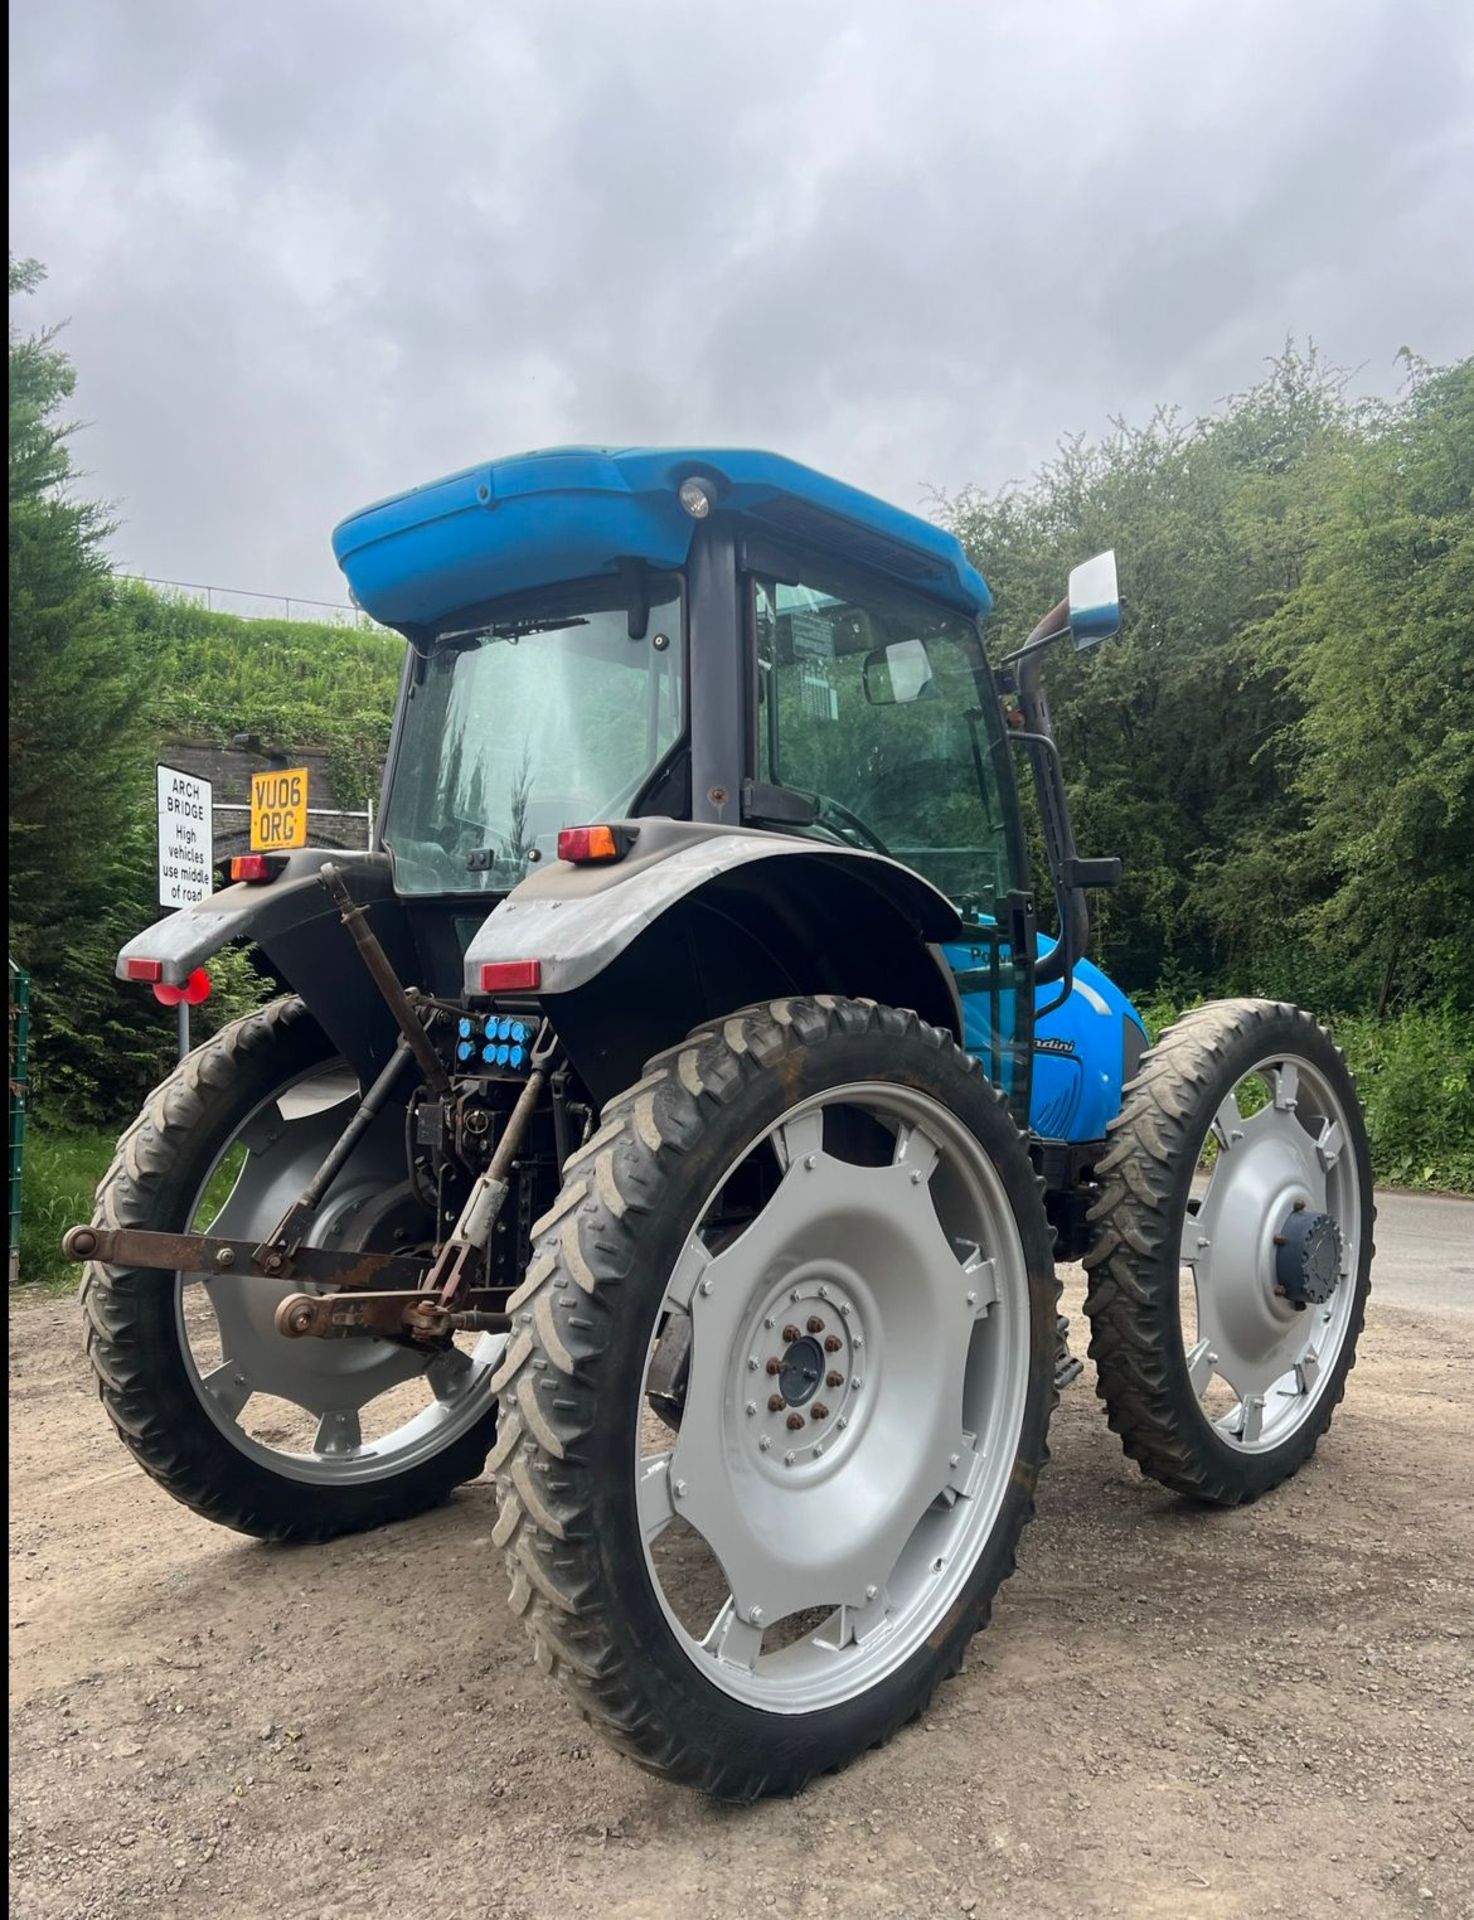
[745,547,1035,1117]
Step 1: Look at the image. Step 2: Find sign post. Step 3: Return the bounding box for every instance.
[156,764,213,1057]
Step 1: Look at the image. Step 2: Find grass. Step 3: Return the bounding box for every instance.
[13,1127,246,1295]
[15,1125,118,1291]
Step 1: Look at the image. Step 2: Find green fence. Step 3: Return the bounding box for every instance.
[9,959,30,1284]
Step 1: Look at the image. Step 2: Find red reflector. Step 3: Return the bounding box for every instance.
[125,958,164,983]
[154,967,211,1008]
[479,961,542,993]
[557,824,622,864]
[230,854,275,883]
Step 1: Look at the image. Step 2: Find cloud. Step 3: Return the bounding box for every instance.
[9,0,1473,603]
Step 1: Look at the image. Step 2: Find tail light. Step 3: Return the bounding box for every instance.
[557,824,632,864]
[479,961,542,993]
[229,854,283,884]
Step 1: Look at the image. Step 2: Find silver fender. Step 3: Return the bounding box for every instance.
[116,850,388,985]
[463,821,964,997]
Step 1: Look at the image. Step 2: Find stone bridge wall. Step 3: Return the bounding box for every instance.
[161,743,377,861]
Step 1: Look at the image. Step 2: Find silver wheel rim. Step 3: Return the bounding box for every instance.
[1180,1050,1362,1452]
[176,1061,503,1484]
[636,1082,1033,1714]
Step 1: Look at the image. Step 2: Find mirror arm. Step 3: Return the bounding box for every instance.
[1002,596,1071,672]
[1007,723,1088,987]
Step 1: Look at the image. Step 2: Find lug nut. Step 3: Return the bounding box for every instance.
[811,1402,829,1421]
[1273,1233,1288,1247]
[806,1315,825,1334]
[1293,1198,1306,1212]
[826,1370,844,1388]
[782,1324,801,1343]
[786,1412,805,1431]
[766,1357,784,1375]
[824,1334,843,1353]
[768,1394,785,1412]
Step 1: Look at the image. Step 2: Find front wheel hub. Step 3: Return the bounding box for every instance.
[1275,1208,1342,1306]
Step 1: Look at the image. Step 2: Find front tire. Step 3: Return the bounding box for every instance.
[491,996,1057,1799]
[1083,998,1374,1506]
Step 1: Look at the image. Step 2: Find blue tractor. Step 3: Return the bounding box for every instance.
[70,448,1373,1799]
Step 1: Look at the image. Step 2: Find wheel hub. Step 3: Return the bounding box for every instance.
[777,1333,825,1407]
[1275,1207,1342,1307]
[744,1268,871,1473]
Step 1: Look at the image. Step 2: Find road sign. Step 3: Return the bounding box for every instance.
[156,764,213,909]
[251,767,310,851]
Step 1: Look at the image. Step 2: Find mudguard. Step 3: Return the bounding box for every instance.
[115,850,387,984]
[462,820,965,998]
[115,851,409,1082]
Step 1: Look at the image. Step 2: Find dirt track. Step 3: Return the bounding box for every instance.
[9,1272,1473,1920]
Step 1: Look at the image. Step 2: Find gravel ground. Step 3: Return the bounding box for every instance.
[9,1272,1473,1920]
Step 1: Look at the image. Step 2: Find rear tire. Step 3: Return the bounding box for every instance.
[1083,999,1373,1506]
[491,995,1058,1799]
[82,996,499,1543]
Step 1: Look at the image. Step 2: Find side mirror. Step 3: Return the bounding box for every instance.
[862,637,934,706]
[1066,550,1120,650]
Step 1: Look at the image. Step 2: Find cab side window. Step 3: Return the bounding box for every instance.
[752,571,1016,923]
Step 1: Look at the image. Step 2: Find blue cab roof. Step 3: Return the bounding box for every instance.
[332,446,992,630]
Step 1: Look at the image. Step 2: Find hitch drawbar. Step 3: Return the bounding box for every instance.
[60,1225,513,1343]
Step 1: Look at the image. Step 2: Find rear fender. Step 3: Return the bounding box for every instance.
[465,823,969,1106]
[116,851,410,1083]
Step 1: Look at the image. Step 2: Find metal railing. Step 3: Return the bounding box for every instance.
[209,801,375,848]
[117,573,378,629]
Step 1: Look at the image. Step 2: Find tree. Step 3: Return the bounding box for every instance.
[8,259,168,1118]
[1268,356,1474,1014]
[943,347,1359,1002]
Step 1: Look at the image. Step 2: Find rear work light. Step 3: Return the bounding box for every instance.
[479,960,542,994]
[229,854,283,884]
[557,823,633,864]
[124,958,164,983]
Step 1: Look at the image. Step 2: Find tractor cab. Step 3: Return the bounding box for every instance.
[334,446,1141,1136]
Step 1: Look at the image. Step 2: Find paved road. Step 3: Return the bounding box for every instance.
[1371,1186,1474,1315]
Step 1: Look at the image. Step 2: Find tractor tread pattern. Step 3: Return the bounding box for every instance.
[491,994,1059,1800]
[1082,997,1374,1506]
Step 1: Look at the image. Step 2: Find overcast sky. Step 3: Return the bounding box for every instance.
[10,0,1473,609]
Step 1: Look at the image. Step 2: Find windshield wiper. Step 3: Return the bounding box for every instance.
[488,615,590,642]
[437,616,591,648]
